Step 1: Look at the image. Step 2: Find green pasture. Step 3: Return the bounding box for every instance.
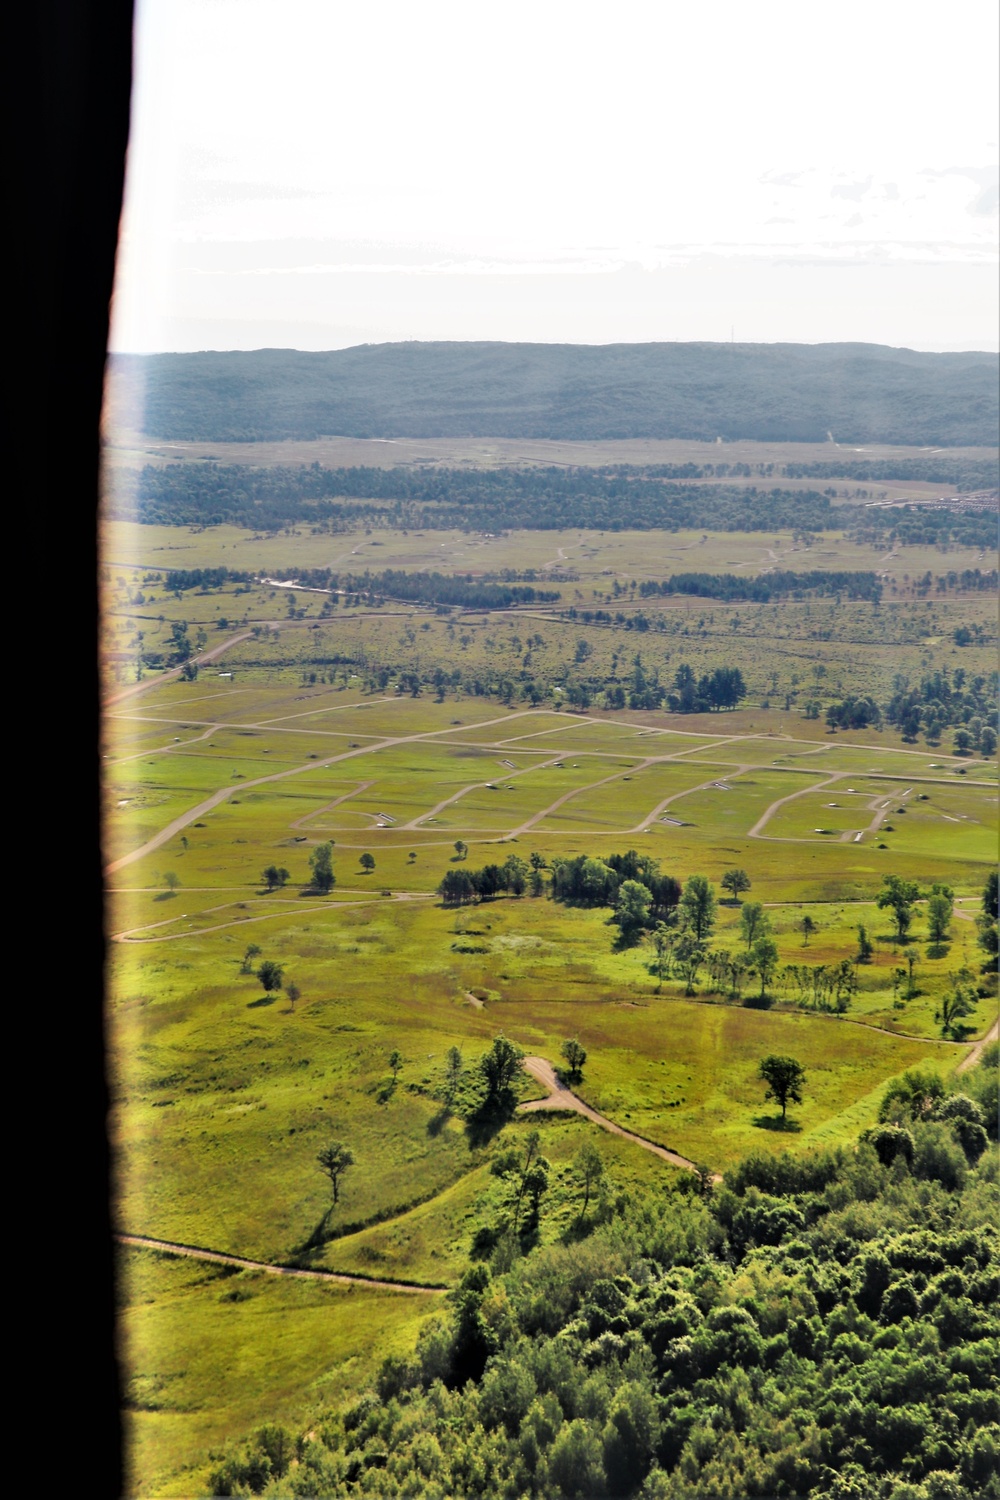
[120,1248,437,1500]
[536,760,722,833]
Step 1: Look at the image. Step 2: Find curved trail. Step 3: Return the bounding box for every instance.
[116,1234,445,1293]
[956,1015,999,1074]
[112,891,434,943]
[402,754,565,831]
[519,1057,720,1180]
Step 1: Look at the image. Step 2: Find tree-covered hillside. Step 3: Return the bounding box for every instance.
[106,343,1000,446]
[206,1048,999,1500]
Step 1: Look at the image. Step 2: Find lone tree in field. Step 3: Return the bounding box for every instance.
[257,959,284,998]
[479,1034,525,1101]
[285,980,301,1013]
[758,1055,806,1121]
[454,840,468,861]
[575,1142,604,1220]
[678,874,717,942]
[560,1037,587,1082]
[240,943,262,974]
[309,842,336,893]
[876,874,920,944]
[164,871,180,892]
[360,852,376,873]
[388,1048,403,1082]
[262,864,290,891]
[800,914,816,946]
[316,1141,355,1205]
[721,868,751,903]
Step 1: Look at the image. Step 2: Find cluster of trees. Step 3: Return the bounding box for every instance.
[883,669,998,752]
[162,565,251,592]
[783,456,999,489]
[261,566,561,612]
[440,854,541,905]
[821,667,998,753]
[208,1045,999,1499]
[638,570,883,605]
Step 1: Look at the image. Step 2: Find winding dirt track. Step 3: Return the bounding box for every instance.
[519,1057,721,1180]
[956,1015,999,1074]
[116,1234,445,1293]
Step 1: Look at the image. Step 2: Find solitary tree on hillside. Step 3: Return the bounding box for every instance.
[758,1055,806,1121]
[360,852,376,873]
[388,1048,403,1082]
[285,980,301,1013]
[678,874,717,942]
[454,840,468,861]
[257,959,284,998]
[309,842,336,893]
[560,1038,587,1082]
[721,868,751,902]
[316,1141,355,1204]
[241,943,262,974]
[936,977,978,1039]
[163,871,180,893]
[800,914,816,946]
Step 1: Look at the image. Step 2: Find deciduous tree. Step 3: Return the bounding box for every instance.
[758,1055,806,1120]
[316,1141,355,1204]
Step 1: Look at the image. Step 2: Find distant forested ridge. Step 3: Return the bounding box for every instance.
[106,342,999,444]
[114,463,996,548]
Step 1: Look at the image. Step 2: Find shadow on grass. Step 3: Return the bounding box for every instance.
[153,891,177,903]
[427,1106,451,1137]
[375,1079,398,1105]
[743,993,774,1010]
[292,1206,335,1260]
[247,995,277,1008]
[926,943,951,959]
[752,1114,802,1133]
[465,1089,520,1149]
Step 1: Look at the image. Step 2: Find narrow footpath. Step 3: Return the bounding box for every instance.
[116,1233,445,1294]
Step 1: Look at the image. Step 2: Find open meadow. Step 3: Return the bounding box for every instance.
[102,443,998,1496]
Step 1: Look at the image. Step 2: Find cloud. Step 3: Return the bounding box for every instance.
[831,176,873,201]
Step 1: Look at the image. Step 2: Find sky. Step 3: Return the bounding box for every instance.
[110,0,999,353]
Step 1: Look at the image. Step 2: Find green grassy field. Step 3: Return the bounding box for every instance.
[102,479,998,1494]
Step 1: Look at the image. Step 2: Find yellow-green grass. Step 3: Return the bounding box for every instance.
[492,996,960,1168]
[537,761,731,832]
[321,1112,677,1285]
[120,1248,437,1500]
[102,513,995,592]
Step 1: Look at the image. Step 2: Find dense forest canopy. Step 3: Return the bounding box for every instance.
[207,1049,1000,1500]
[114,463,996,549]
[106,342,999,445]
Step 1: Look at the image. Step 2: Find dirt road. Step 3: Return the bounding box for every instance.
[519,1056,720,1179]
[116,1233,445,1293]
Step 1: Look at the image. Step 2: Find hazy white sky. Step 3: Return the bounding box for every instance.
[110,0,999,352]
